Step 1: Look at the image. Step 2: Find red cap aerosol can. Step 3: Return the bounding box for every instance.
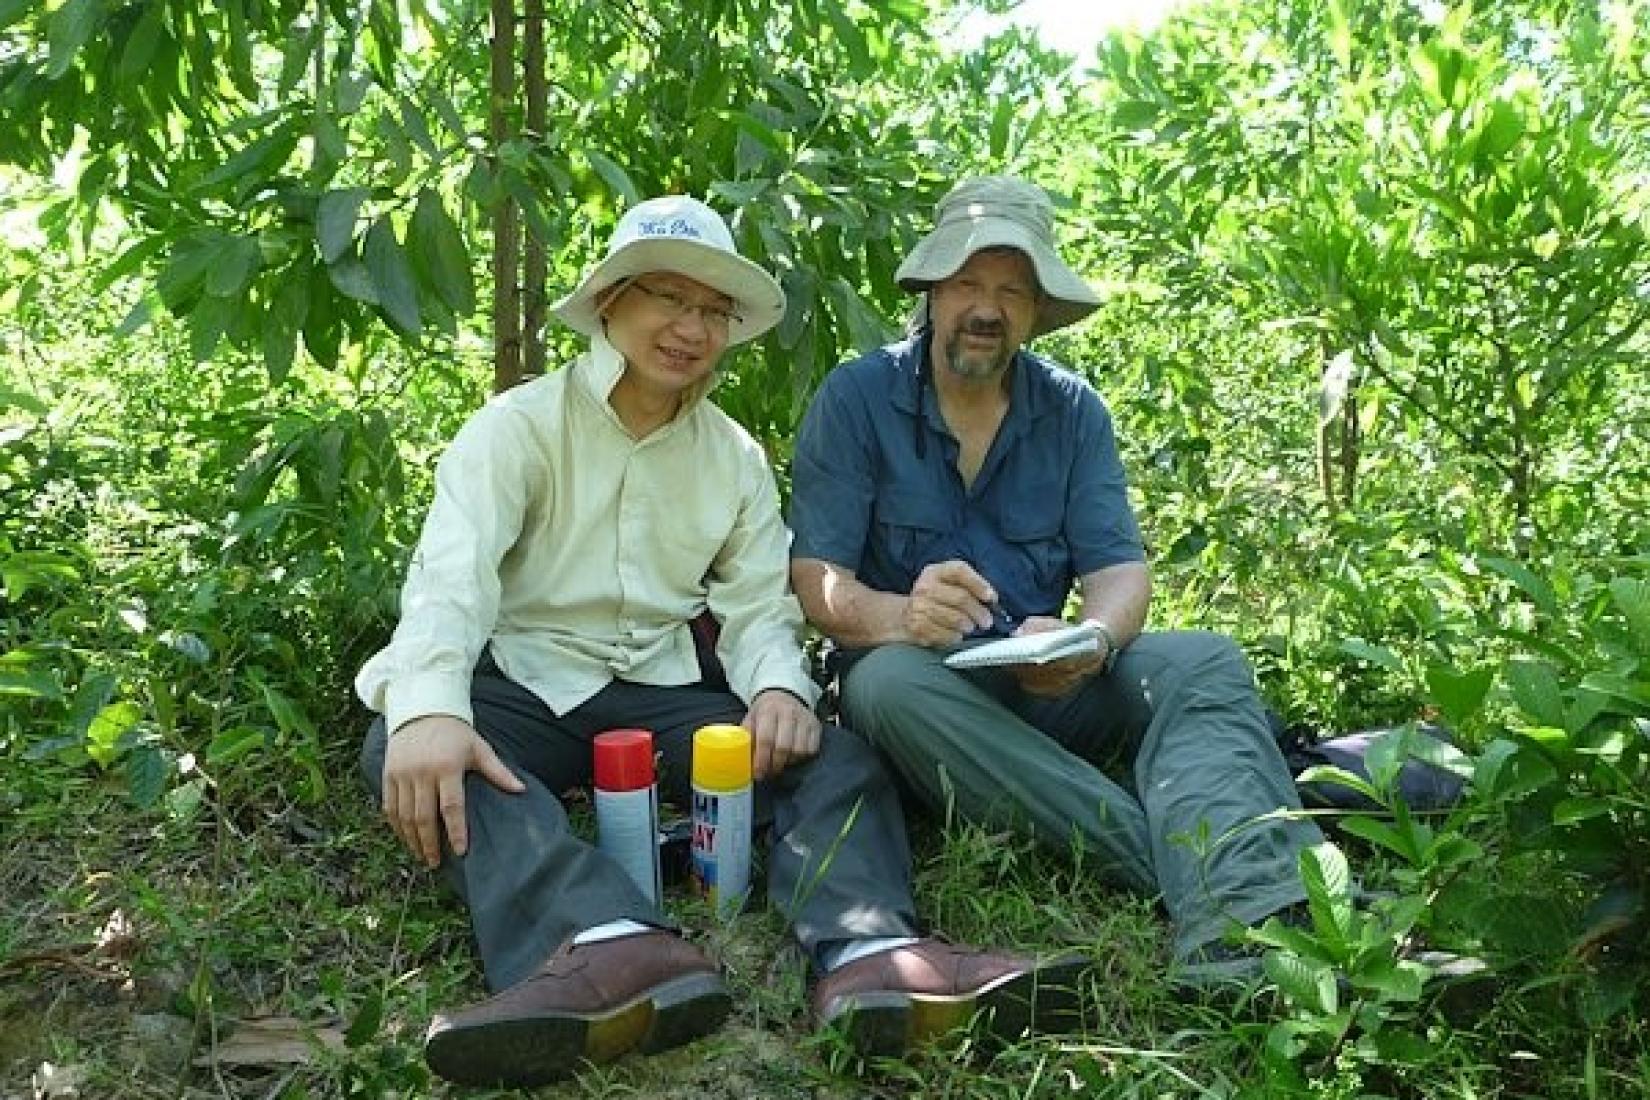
[593,729,662,907]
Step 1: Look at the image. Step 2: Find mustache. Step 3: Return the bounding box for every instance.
[958,318,1006,337]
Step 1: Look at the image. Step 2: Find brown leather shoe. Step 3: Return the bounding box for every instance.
[812,939,1092,1056]
[424,931,730,1087]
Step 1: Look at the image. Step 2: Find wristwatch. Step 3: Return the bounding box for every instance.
[1088,620,1121,674]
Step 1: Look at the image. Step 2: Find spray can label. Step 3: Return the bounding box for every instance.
[690,724,753,919]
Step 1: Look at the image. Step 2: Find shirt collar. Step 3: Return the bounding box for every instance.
[888,330,1054,425]
[576,330,720,422]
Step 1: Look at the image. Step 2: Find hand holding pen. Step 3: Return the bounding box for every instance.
[903,559,1002,648]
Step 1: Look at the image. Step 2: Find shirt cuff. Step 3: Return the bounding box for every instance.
[745,657,822,711]
[384,671,475,736]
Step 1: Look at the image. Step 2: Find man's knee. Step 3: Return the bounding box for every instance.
[840,644,940,722]
[1133,630,1255,690]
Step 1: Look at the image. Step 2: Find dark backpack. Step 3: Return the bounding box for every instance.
[1271,718,1468,813]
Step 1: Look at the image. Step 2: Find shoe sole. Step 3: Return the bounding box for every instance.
[424,970,731,1087]
[822,956,1093,1058]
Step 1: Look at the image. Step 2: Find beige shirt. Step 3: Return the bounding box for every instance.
[355,335,819,735]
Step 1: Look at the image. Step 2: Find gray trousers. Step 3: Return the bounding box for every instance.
[839,631,1322,958]
[361,654,918,992]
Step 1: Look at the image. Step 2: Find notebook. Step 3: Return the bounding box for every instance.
[943,622,1102,670]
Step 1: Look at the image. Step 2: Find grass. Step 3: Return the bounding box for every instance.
[12,736,1641,1100]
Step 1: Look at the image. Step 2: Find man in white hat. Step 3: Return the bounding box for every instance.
[355,195,1093,1088]
[789,177,1325,984]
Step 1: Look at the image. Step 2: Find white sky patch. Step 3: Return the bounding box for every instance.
[949,0,1192,60]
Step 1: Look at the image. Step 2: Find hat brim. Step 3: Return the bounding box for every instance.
[895,219,1100,338]
[552,239,786,345]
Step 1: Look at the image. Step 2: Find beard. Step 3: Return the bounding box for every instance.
[942,317,1015,380]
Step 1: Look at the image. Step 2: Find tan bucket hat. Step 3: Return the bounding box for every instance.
[896,176,1100,337]
[552,196,785,345]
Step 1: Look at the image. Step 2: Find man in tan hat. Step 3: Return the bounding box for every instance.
[789,176,1325,984]
[355,195,1093,1088]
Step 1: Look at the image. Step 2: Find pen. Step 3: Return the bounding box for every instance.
[988,600,1017,634]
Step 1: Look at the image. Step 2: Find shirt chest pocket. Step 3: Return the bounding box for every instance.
[998,498,1067,591]
[872,489,957,578]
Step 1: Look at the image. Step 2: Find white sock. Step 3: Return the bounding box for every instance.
[820,935,920,972]
[572,918,656,946]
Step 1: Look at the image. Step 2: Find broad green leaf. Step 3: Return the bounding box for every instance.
[258,679,317,739]
[1474,97,1525,162]
[0,667,62,700]
[188,294,232,362]
[1507,659,1567,728]
[198,127,298,191]
[1578,672,1650,713]
[1363,727,1408,792]
[988,95,1012,159]
[46,0,102,79]
[346,990,384,1048]
[116,1,166,83]
[1484,739,1561,800]
[1426,663,1492,727]
[1350,957,1424,1002]
[1300,843,1355,949]
[364,0,399,85]
[1248,915,1326,961]
[1480,556,1558,616]
[824,2,870,69]
[364,217,420,335]
[1339,637,1405,674]
[1425,834,1483,871]
[1553,797,1611,825]
[316,188,369,264]
[205,236,262,297]
[157,236,225,308]
[1336,815,1416,861]
[585,150,640,206]
[1296,764,1382,805]
[327,253,379,305]
[263,275,307,384]
[65,670,118,741]
[166,777,206,821]
[1112,100,1158,131]
[398,97,437,156]
[428,88,468,141]
[1263,951,1339,1014]
[1265,1018,1315,1060]
[409,189,475,315]
[1608,578,1650,652]
[87,701,142,769]
[126,744,169,808]
[91,235,166,294]
[116,295,157,339]
[207,725,268,764]
[1406,731,1475,779]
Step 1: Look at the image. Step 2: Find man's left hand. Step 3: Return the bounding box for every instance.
[744,689,821,780]
[1010,616,1106,697]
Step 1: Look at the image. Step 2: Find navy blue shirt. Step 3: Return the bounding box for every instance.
[789,334,1145,633]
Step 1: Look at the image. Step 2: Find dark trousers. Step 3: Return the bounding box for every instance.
[360,654,918,992]
[840,632,1323,959]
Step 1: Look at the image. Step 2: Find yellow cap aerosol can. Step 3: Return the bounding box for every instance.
[690,724,752,919]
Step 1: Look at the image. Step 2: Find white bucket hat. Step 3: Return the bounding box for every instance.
[552,195,785,345]
[897,176,1101,338]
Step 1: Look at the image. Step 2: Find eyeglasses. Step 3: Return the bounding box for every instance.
[628,282,742,331]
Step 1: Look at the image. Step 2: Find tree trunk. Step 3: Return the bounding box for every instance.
[489,0,522,393]
[522,0,548,381]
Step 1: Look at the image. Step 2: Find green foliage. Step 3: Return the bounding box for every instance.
[4,1,1650,1096]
